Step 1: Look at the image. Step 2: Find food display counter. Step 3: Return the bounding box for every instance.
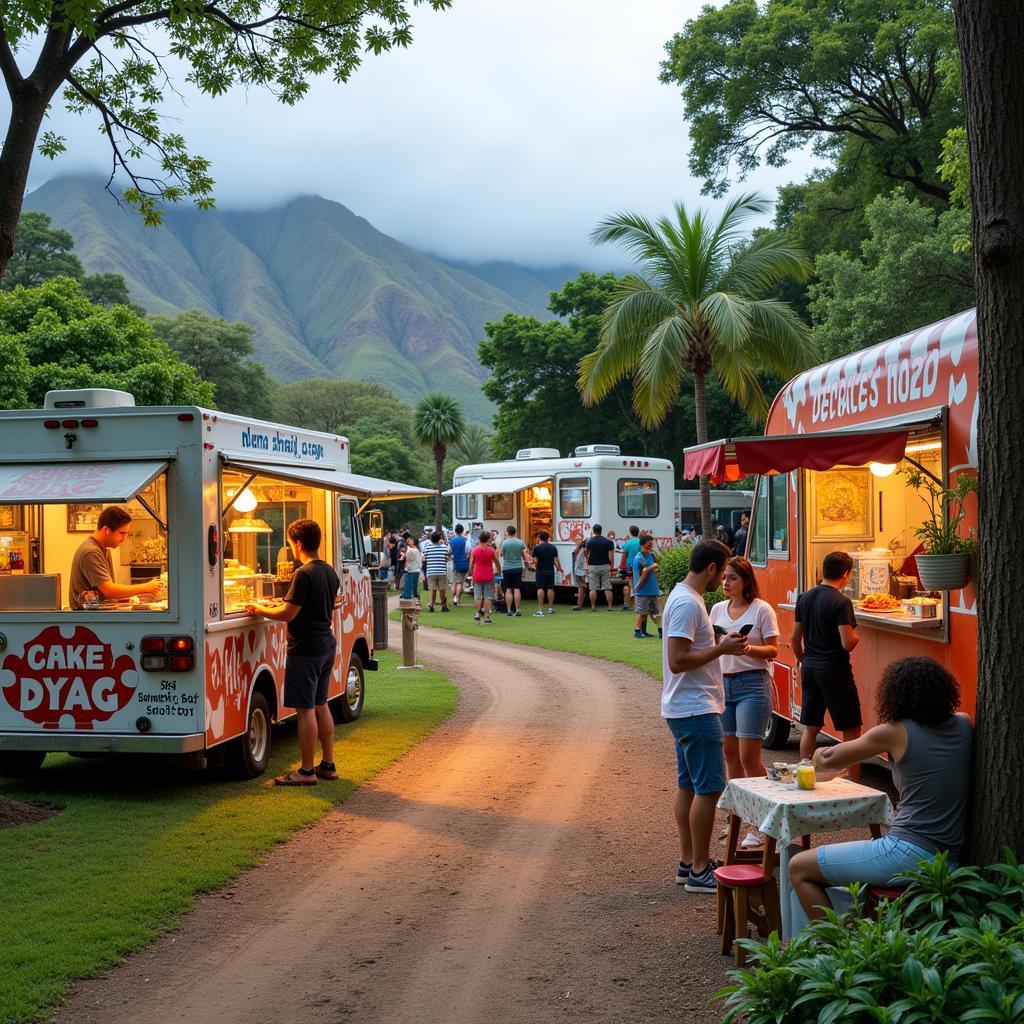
[223,562,274,613]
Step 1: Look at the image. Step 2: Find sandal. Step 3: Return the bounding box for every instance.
[274,769,317,786]
[483,617,493,624]
[315,762,339,780]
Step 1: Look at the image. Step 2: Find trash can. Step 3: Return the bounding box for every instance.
[371,579,390,650]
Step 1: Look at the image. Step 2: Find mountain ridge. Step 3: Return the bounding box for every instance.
[24,177,576,421]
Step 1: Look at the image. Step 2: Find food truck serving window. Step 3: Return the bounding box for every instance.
[749,473,788,565]
[618,478,659,518]
[560,476,591,518]
[0,463,170,613]
[455,493,477,520]
[220,468,332,615]
[485,493,513,519]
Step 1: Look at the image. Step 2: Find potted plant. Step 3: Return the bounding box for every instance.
[904,469,978,590]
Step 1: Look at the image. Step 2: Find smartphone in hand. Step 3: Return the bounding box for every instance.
[713,625,728,638]
[739,624,754,636]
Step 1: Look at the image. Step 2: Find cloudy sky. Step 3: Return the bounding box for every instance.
[24,0,815,266]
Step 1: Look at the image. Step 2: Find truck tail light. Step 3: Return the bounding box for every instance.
[140,635,195,671]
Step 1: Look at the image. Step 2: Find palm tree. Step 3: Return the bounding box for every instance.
[451,423,493,466]
[579,193,816,537]
[413,392,467,530]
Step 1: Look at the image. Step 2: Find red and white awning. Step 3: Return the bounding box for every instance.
[683,428,912,484]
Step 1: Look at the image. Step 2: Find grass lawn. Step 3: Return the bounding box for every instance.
[393,599,663,680]
[0,650,457,1024]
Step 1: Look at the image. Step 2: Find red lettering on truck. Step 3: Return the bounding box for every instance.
[1,626,138,729]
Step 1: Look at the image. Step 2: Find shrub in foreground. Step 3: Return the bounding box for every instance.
[656,544,724,610]
[718,851,1024,1024]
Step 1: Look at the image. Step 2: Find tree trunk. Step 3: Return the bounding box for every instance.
[955,0,1024,863]
[693,371,712,538]
[433,449,444,532]
[0,91,49,281]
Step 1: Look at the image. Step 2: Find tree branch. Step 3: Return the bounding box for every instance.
[0,25,23,91]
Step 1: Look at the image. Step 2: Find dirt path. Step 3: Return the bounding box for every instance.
[51,627,776,1024]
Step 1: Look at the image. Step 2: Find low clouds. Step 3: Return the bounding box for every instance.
[21,1,815,265]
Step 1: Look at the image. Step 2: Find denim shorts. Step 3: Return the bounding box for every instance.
[721,670,772,739]
[818,833,937,887]
[666,713,726,795]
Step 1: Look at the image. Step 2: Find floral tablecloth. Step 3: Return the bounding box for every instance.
[718,776,893,845]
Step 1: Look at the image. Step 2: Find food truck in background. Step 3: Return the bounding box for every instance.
[0,390,432,778]
[684,309,978,748]
[447,445,676,589]
[674,488,754,533]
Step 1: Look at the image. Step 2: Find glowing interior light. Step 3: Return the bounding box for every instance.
[233,488,258,513]
[869,462,898,478]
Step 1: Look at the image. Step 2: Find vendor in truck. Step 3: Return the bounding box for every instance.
[69,506,162,609]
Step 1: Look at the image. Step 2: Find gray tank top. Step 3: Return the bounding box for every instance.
[889,714,973,857]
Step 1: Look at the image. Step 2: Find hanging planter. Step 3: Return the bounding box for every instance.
[916,552,971,592]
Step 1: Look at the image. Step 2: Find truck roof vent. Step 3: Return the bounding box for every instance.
[515,447,560,460]
[44,388,136,410]
[574,444,621,456]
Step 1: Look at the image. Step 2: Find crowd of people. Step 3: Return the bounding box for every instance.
[379,521,665,626]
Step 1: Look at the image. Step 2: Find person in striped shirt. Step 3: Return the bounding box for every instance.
[422,530,451,612]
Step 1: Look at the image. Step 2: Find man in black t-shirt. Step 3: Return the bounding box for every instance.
[247,518,341,786]
[584,523,616,610]
[792,551,862,779]
[530,530,563,615]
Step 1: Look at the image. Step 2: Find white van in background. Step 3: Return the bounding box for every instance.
[446,445,675,587]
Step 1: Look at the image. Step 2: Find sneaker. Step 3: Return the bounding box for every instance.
[533,610,545,617]
[506,610,514,617]
[741,831,765,850]
[441,607,450,613]
[483,617,493,624]
[571,606,584,611]
[633,629,645,639]
[546,608,554,614]
[474,614,481,622]
[608,606,615,612]
[427,606,434,612]
[684,859,722,893]
[641,631,653,637]
[452,598,458,607]
[622,605,632,612]
[515,611,522,617]
[675,860,692,884]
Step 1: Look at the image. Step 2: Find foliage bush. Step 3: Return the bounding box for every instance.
[656,544,724,610]
[718,851,1024,1024]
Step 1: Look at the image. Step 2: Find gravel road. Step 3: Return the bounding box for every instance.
[49,625,878,1024]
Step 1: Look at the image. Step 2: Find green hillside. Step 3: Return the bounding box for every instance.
[24,177,554,421]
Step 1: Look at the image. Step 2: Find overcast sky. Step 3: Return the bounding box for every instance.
[24,0,816,266]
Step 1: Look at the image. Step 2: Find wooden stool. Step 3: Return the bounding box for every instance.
[714,864,782,966]
[863,884,906,918]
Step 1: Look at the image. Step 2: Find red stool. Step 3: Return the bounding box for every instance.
[863,884,907,918]
[714,863,782,965]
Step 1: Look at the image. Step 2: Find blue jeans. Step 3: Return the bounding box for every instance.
[721,670,772,739]
[401,570,419,600]
[666,714,727,795]
[817,834,939,888]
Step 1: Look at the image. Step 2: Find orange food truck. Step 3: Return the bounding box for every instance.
[684,309,978,748]
[0,389,432,778]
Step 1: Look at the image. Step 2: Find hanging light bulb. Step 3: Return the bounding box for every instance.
[233,488,258,513]
[869,462,897,478]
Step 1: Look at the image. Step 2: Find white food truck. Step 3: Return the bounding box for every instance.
[0,389,431,778]
[446,445,676,588]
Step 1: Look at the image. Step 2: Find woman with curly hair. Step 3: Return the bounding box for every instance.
[789,656,972,922]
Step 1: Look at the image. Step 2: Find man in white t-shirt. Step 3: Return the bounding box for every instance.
[662,539,748,893]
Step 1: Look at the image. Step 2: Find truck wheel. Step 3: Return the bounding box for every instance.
[0,750,46,776]
[228,692,272,779]
[763,713,791,750]
[332,653,365,724]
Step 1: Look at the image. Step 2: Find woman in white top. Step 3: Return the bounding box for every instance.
[710,557,780,848]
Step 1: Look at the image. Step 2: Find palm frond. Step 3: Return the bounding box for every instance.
[712,346,771,424]
[632,314,692,427]
[699,292,754,355]
[590,212,667,266]
[412,392,467,448]
[579,276,675,403]
[706,192,772,256]
[743,299,819,378]
[717,233,813,297]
